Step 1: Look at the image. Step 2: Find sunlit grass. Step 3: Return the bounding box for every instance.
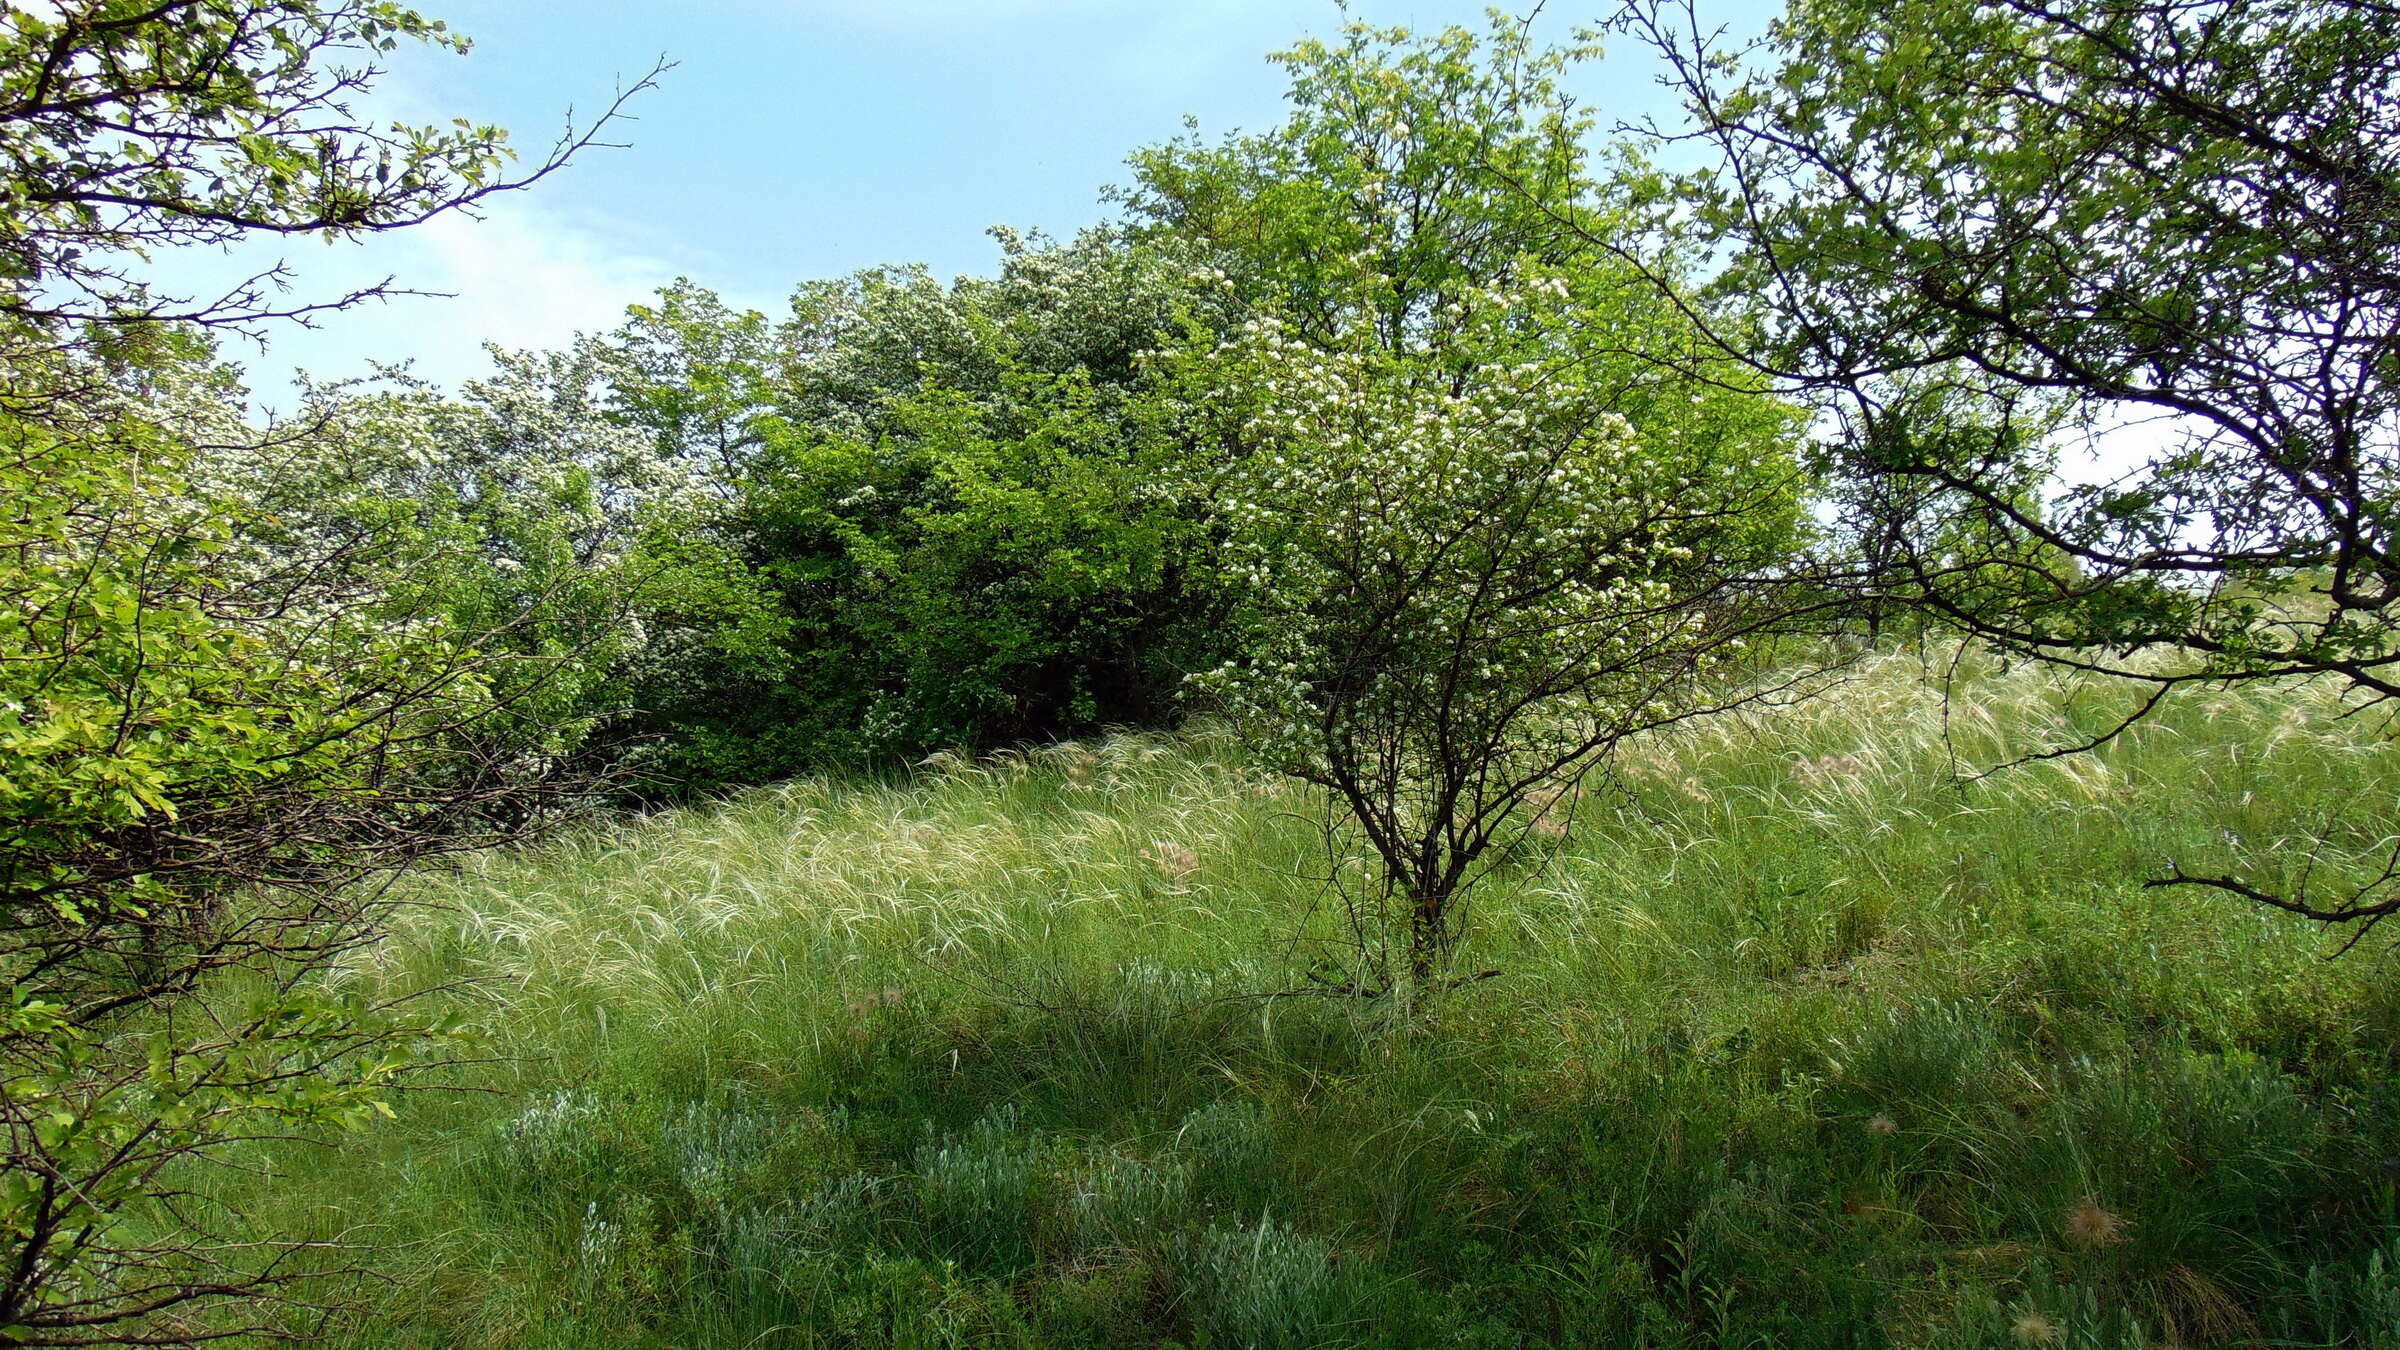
[209,647,2400,1348]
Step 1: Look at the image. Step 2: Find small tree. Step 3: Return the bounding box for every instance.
[0,346,577,1339]
[1145,16,1814,988]
[1181,274,1808,987]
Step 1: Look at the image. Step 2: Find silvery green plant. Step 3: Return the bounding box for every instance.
[912,1107,1048,1271]
[1070,1150,1194,1254]
[1173,1219,1364,1350]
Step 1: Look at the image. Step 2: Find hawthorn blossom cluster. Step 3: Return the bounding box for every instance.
[1184,273,1782,825]
[79,338,778,775]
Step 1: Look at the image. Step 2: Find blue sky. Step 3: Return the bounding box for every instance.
[172,1,1778,404]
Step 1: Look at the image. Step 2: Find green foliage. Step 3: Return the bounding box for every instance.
[572,11,1814,790]
[0,348,510,930]
[16,7,2398,1347]
[1120,11,1598,352]
[1605,0,2400,930]
[1628,0,2400,759]
[0,8,655,1326]
[1173,1220,1366,1350]
[254,346,790,791]
[651,230,1243,780]
[0,340,535,1336]
[600,279,785,478]
[913,1107,1048,1271]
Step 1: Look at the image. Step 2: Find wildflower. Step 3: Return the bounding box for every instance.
[845,986,907,1017]
[2011,1311,2063,1345]
[2062,1196,2126,1247]
[1865,1114,1899,1136]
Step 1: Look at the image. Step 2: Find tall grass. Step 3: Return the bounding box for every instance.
[203,649,2400,1347]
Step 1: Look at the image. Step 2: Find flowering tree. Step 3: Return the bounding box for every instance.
[251,348,786,779]
[1181,273,1809,986]
[1139,15,1815,987]
[0,323,785,1339]
[0,344,552,1339]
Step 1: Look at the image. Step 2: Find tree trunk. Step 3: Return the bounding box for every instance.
[1408,883,1448,984]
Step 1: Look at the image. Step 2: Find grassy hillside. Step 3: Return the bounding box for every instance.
[211,650,2400,1348]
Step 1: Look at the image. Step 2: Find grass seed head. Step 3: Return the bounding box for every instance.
[1150,842,1201,882]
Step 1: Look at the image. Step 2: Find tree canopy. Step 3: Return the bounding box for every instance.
[0,0,657,339]
[1618,0,2400,927]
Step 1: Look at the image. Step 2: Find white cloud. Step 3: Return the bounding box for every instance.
[401,203,682,361]
[92,54,690,405]
[175,197,685,407]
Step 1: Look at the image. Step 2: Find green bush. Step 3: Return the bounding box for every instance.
[603,231,1244,785]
